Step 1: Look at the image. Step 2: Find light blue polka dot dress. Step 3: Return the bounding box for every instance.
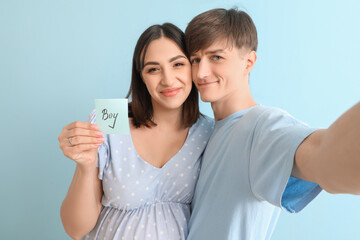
[82,111,214,240]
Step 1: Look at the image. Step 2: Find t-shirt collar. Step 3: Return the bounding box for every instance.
[215,104,260,128]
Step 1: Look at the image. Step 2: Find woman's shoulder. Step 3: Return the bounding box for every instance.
[192,114,215,132]
[198,114,215,125]
[86,109,97,124]
[186,114,214,147]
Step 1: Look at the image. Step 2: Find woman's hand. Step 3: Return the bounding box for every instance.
[58,121,105,167]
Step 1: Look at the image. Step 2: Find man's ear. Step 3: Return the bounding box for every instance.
[246,51,257,72]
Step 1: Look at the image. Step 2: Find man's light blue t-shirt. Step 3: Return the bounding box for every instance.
[187,105,322,240]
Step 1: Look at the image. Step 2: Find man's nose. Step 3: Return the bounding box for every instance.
[195,59,211,80]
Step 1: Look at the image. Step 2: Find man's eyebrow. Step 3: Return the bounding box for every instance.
[205,49,226,54]
[190,49,226,57]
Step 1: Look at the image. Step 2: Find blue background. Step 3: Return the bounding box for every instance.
[1,0,359,239]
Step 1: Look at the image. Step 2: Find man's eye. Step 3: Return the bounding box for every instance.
[213,56,222,60]
[191,58,200,64]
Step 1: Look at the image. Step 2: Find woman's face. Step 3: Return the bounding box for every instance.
[141,37,192,112]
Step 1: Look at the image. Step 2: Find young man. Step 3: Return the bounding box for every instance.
[185,8,360,240]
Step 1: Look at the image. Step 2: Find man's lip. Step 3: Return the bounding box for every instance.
[197,81,218,87]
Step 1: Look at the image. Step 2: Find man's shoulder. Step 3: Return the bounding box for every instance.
[244,105,293,123]
[247,105,286,116]
[245,105,311,136]
[228,105,298,135]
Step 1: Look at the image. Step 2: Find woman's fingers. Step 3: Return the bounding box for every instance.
[59,133,104,148]
[62,121,102,138]
[59,121,102,145]
[59,121,104,165]
[67,128,103,138]
[66,121,98,131]
[68,136,105,146]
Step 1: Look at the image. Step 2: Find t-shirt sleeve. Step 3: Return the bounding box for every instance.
[86,110,110,180]
[249,108,322,213]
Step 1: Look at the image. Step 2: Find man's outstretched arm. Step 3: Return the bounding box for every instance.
[293,101,360,194]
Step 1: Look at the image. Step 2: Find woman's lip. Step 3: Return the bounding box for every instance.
[160,87,181,97]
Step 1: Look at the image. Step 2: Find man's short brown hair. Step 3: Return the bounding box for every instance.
[185,8,258,55]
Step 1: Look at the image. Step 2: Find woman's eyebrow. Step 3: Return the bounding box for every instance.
[169,55,187,62]
[143,55,186,67]
[143,61,159,67]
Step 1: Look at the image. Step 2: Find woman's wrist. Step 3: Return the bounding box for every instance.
[77,160,98,176]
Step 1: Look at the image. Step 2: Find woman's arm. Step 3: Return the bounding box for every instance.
[60,162,103,240]
[58,121,105,239]
[293,102,360,194]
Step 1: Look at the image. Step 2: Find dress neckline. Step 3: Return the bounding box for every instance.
[128,119,195,170]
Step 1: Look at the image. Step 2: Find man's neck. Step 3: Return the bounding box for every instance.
[211,88,257,121]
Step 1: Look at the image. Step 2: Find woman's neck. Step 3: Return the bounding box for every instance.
[152,103,184,130]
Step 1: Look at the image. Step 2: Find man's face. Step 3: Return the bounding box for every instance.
[190,40,253,104]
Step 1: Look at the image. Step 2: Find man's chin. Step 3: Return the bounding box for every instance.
[200,94,216,103]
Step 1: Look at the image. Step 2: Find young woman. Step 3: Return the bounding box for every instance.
[58,23,214,240]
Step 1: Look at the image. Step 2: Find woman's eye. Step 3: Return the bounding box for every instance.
[147,68,158,73]
[174,62,184,67]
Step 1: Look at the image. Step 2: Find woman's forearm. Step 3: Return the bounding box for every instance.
[60,163,103,240]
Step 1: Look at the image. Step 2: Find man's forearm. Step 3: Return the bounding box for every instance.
[295,101,360,194]
[321,101,360,193]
